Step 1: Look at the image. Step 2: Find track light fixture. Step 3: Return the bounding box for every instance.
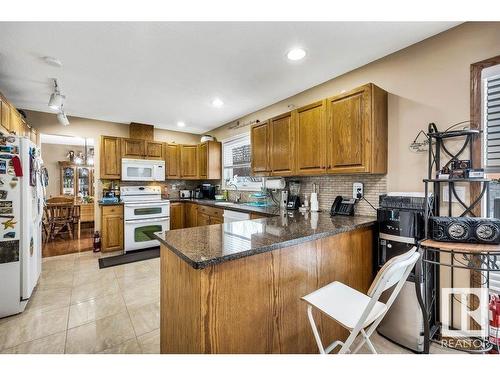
[56,104,70,126]
[48,79,65,112]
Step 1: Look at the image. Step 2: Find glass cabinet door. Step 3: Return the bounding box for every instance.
[61,167,75,196]
[77,167,91,197]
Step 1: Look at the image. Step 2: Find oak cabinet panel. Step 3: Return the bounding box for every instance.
[101,205,123,252]
[198,141,221,180]
[122,138,145,159]
[270,112,294,176]
[295,100,327,175]
[9,109,22,135]
[209,216,223,225]
[197,211,210,226]
[166,143,181,179]
[250,121,270,175]
[146,141,164,160]
[100,136,122,179]
[326,83,387,174]
[1,100,10,131]
[170,202,185,230]
[198,142,208,179]
[180,145,198,179]
[185,203,198,228]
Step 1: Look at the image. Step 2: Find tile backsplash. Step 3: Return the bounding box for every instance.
[100,174,387,217]
[285,175,387,216]
[226,174,387,217]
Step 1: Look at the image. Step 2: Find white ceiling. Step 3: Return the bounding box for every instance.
[0,22,459,134]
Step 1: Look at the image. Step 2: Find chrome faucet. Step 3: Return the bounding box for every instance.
[226,181,241,203]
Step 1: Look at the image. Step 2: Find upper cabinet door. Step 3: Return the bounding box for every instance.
[180,145,198,179]
[166,143,180,179]
[270,112,295,176]
[251,121,270,175]
[198,142,208,179]
[145,141,164,160]
[100,136,121,179]
[295,100,327,175]
[327,86,371,173]
[0,99,10,131]
[122,138,145,159]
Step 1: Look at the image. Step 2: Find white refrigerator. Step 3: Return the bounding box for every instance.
[0,135,44,318]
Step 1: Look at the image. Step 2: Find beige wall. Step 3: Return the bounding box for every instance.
[210,22,500,194]
[41,143,86,198]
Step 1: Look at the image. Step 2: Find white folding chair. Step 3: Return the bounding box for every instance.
[302,247,420,354]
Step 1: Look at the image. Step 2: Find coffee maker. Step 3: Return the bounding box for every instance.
[286,181,301,210]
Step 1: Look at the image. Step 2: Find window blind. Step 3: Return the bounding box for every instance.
[223,134,251,169]
[485,75,500,172]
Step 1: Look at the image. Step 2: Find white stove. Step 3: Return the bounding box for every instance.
[120,186,170,252]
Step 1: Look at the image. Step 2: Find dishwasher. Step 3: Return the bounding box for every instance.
[223,210,250,223]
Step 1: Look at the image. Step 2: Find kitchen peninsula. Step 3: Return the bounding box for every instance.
[155,211,376,353]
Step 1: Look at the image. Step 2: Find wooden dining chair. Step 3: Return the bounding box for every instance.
[45,203,75,241]
[47,195,74,204]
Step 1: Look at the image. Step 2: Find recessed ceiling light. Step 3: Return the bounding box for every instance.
[287,48,306,61]
[177,121,185,128]
[212,98,224,108]
[42,56,63,67]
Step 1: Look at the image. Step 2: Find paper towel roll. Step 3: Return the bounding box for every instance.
[310,192,319,212]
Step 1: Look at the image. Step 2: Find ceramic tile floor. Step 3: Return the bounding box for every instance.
[0,250,456,354]
[0,251,160,354]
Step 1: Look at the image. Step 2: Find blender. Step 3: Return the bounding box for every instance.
[286,180,301,210]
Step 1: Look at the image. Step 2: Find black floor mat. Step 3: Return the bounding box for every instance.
[98,247,160,269]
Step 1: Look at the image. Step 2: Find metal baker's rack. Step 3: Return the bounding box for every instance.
[420,125,500,353]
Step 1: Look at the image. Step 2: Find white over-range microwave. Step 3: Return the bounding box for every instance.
[121,158,166,182]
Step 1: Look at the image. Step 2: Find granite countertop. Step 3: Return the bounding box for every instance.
[154,210,376,269]
[167,198,280,217]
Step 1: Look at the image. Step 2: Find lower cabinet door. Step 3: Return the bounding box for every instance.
[102,215,123,252]
[197,212,210,226]
[170,203,185,230]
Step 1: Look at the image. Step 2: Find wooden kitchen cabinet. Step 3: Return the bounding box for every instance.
[100,136,122,179]
[9,109,22,135]
[249,83,387,177]
[197,211,210,226]
[250,120,270,176]
[198,141,221,180]
[145,141,164,160]
[101,205,124,252]
[270,112,295,176]
[326,83,387,174]
[180,145,198,179]
[170,202,185,230]
[165,143,181,179]
[197,205,223,226]
[184,203,198,228]
[209,216,223,225]
[294,100,327,175]
[0,99,10,132]
[122,138,145,159]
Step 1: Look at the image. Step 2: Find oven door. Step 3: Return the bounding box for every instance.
[124,217,169,252]
[124,201,170,220]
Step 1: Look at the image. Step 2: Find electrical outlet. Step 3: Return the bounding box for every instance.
[353,182,364,199]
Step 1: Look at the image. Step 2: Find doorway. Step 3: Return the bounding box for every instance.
[40,134,96,257]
